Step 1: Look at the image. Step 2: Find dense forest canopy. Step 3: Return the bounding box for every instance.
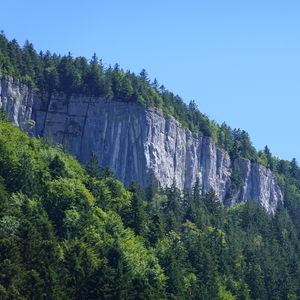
[1,32,300,299]
[0,112,300,299]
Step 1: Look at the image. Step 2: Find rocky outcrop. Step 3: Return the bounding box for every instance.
[0,76,283,214]
[0,75,36,131]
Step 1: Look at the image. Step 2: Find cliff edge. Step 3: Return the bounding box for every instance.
[0,75,283,214]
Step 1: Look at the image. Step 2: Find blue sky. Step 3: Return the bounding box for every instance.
[1,0,300,161]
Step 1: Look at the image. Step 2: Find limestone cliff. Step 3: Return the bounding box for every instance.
[0,75,283,214]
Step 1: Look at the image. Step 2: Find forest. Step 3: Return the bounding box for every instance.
[1,101,300,299]
[1,33,300,299]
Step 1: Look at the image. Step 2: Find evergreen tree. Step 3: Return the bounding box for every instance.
[86,151,100,178]
[290,158,299,179]
[164,179,182,232]
[264,145,274,170]
[49,154,67,179]
[148,212,164,245]
[128,183,148,237]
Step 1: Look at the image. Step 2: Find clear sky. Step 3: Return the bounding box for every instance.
[1,0,300,161]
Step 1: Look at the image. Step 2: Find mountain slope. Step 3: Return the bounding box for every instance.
[0,113,300,299]
[1,33,300,299]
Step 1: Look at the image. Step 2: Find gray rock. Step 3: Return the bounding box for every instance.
[0,75,34,131]
[0,78,283,214]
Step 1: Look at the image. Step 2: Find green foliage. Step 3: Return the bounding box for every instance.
[2,32,300,299]
[86,151,100,178]
[127,183,148,237]
[0,109,8,121]
[1,117,300,298]
[226,165,244,201]
[48,154,67,178]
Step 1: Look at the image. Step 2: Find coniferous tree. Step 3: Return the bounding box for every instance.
[86,152,100,178]
[127,183,148,237]
[290,158,299,180]
[164,179,182,232]
[49,154,67,179]
[264,145,274,170]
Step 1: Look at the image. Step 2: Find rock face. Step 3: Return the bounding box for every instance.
[0,76,35,131]
[0,76,283,214]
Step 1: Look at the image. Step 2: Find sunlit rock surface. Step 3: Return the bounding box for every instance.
[0,76,283,214]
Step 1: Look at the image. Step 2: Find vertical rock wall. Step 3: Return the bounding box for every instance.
[0,76,283,214]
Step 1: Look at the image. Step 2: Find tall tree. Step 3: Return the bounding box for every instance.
[127,183,148,237]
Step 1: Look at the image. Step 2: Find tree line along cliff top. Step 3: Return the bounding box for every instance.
[0,32,299,179]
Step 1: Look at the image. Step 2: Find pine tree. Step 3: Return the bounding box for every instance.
[290,158,299,179]
[86,152,100,178]
[49,154,67,179]
[148,213,164,245]
[264,145,274,170]
[164,179,182,232]
[128,183,148,237]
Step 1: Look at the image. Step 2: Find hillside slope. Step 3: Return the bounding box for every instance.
[0,114,300,299]
[1,33,300,298]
